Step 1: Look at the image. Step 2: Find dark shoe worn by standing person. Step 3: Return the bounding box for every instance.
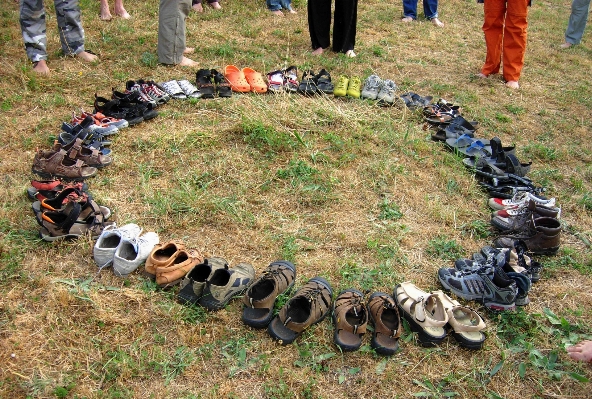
[242,260,296,328]
[199,261,255,311]
[268,277,333,345]
[178,257,228,305]
[367,292,402,355]
[332,289,368,351]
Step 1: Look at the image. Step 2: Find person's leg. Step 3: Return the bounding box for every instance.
[268,0,284,15]
[114,0,130,18]
[501,0,528,84]
[158,0,195,65]
[54,0,97,62]
[99,0,112,20]
[333,0,358,53]
[481,0,506,77]
[20,0,49,68]
[192,0,203,12]
[423,0,444,26]
[564,0,591,45]
[402,0,418,20]
[308,0,331,53]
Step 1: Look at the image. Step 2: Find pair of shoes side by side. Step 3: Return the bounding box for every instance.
[297,69,334,95]
[160,79,201,99]
[144,241,204,289]
[195,69,233,99]
[360,74,398,104]
[334,75,361,98]
[224,65,267,93]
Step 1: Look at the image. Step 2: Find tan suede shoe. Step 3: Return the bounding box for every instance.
[155,248,203,288]
[144,240,186,279]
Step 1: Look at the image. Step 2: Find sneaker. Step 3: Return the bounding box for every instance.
[332,289,368,351]
[333,75,349,97]
[125,80,158,106]
[138,80,171,104]
[178,257,228,306]
[361,75,382,100]
[198,261,255,311]
[242,260,296,328]
[283,66,299,93]
[346,76,361,98]
[93,223,142,269]
[437,266,518,311]
[491,199,560,232]
[268,277,333,345]
[376,79,398,104]
[159,80,187,100]
[177,80,202,98]
[488,191,554,211]
[113,231,159,277]
[196,69,216,99]
[266,70,285,93]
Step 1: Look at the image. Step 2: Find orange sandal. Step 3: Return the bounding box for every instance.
[224,65,250,93]
[242,67,268,93]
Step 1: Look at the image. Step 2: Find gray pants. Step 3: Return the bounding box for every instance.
[19,0,85,63]
[158,0,191,64]
[565,0,591,45]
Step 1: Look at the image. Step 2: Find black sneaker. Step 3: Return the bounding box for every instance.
[196,69,215,99]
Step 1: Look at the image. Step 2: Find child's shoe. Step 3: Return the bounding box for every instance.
[334,75,349,97]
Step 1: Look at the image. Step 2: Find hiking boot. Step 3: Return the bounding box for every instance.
[346,76,362,98]
[155,248,203,288]
[198,261,255,311]
[242,260,296,328]
[332,289,368,351]
[268,277,333,345]
[333,75,349,97]
[491,199,560,232]
[438,266,518,311]
[361,75,382,100]
[196,69,215,99]
[493,216,561,255]
[178,257,228,306]
[376,79,398,104]
[488,191,554,211]
[367,292,402,355]
[113,232,160,277]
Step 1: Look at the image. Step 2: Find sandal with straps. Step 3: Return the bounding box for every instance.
[394,282,448,346]
[332,289,368,351]
[32,188,110,225]
[367,292,402,356]
[27,179,88,201]
[32,148,98,181]
[39,200,109,241]
[54,139,112,168]
[433,290,487,349]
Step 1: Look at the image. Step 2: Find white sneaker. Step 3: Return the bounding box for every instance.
[113,232,160,277]
[93,223,142,269]
[488,192,555,211]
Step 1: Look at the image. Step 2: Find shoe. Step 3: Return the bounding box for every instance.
[160,80,187,100]
[394,282,448,346]
[211,69,232,98]
[144,240,187,279]
[266,70,285,93]
[315,69,334,94]
[333,75,349,97]
[113,232,159,277]
[268,277,333,345]
[198,261,255,311]
[177,80,202,98]
[123,80,158,106]
[376,79,398,104]
[71,113,119,136]
[433,290,487,349]
[137,80,171,104]
[298,70,318,95]
[178,257,228,306]
[437,266,518,311]
[243,67,268,93]
[242,260,296,328]
[93,223,142,269]
[361,75,382,100]
[225,65,251,93]
[32,148,98,181]
[83,111,129,130]
[367,292,402,355]
[346,76,361,98]
[27,179,89,202]
[38,201,111,241]
[491,199,560,232]
[283,66,299,93]
[493,216,561,255]
[196,69,215,99]
[332,289,368,351]
[52,139,112,169]
[488,191,554,211]
[155,248,203,288]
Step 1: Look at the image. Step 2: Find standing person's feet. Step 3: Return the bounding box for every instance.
[179,56,199,67]
[210,1,221,9]
[505,81,519,89]
[560,42,573,49]
[567,340,592,363]
[32,60,50,75]
[115,7,131,19]
[193,2,203,12]
[477,72,488,79]
[312,47,323,55]
[288,7,297,13]
[271,9,284,15]
[184,47,195,55]
[77,51,99,63]
[401,17,413,22]
[100,4,113,20]
[345,50,356,58]
[431,18,444,27]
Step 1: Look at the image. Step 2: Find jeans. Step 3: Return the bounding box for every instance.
[267,0,291,11]
[403,0,438,19]
[565,0,591,45]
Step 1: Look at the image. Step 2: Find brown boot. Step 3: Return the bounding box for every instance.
[494,217,561,255]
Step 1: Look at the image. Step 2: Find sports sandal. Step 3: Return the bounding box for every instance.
[94,95,144,126]
[211,69,232,98]
[178,257,228,306]
[32,148,98,180]
[315,69,334,94]
[266,70,285,93]
[242,67,268,93]
[198,261,255,311]
[394,282,448,346]
[400,92,433,110]
[70,113,119,136]
[268,277,333,345]
[27,179,88,202]
[432,290,487,349]
[242,260,296,328]
[367,292,402,355]
[283,66,299,93]
[332,289,368,351]
[144,240,187,280]
[196,69,215,99]
[53,139,112,169]
[155,248,203,289]
[225,65,251,93]
[39,201,107,241]
[298,70,318,96]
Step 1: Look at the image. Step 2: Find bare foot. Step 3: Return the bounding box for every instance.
[271,9,284,16]
[312,47,323,55]
[209,1,221,9]
[345,50,356,58]
[505,80,519,89]
[77,51,99,63]
[401,17,414,22]
[115,8,131,19]
[560,42,573,49]
[431,18,444,27]
[100,6,113,21]
[477,72,488,79]
[289,8,297,13]
[32,60,50,75]
[567,340,592,363]
[179,56,199,67]
[193,2,203,12]
[184,47,195,54]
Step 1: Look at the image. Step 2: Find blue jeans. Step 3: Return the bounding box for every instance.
[403,0,438,19]
[565,0,591,45]
[267,0,292,11]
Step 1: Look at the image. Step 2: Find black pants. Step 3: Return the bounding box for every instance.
[308,0,358,53]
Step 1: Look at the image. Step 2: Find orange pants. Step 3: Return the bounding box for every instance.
[481,0,529,82]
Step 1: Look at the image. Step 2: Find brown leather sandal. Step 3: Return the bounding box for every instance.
[242,260,297,329]
[53,139,112,168]
[367,292,402,355]
[32,148,97,180]
[332,289,368,351]
[39,200,108,241]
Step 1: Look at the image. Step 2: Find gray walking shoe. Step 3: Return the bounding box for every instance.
[361,75,382,100]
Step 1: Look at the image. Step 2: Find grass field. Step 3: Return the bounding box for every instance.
[0,0,591,397]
